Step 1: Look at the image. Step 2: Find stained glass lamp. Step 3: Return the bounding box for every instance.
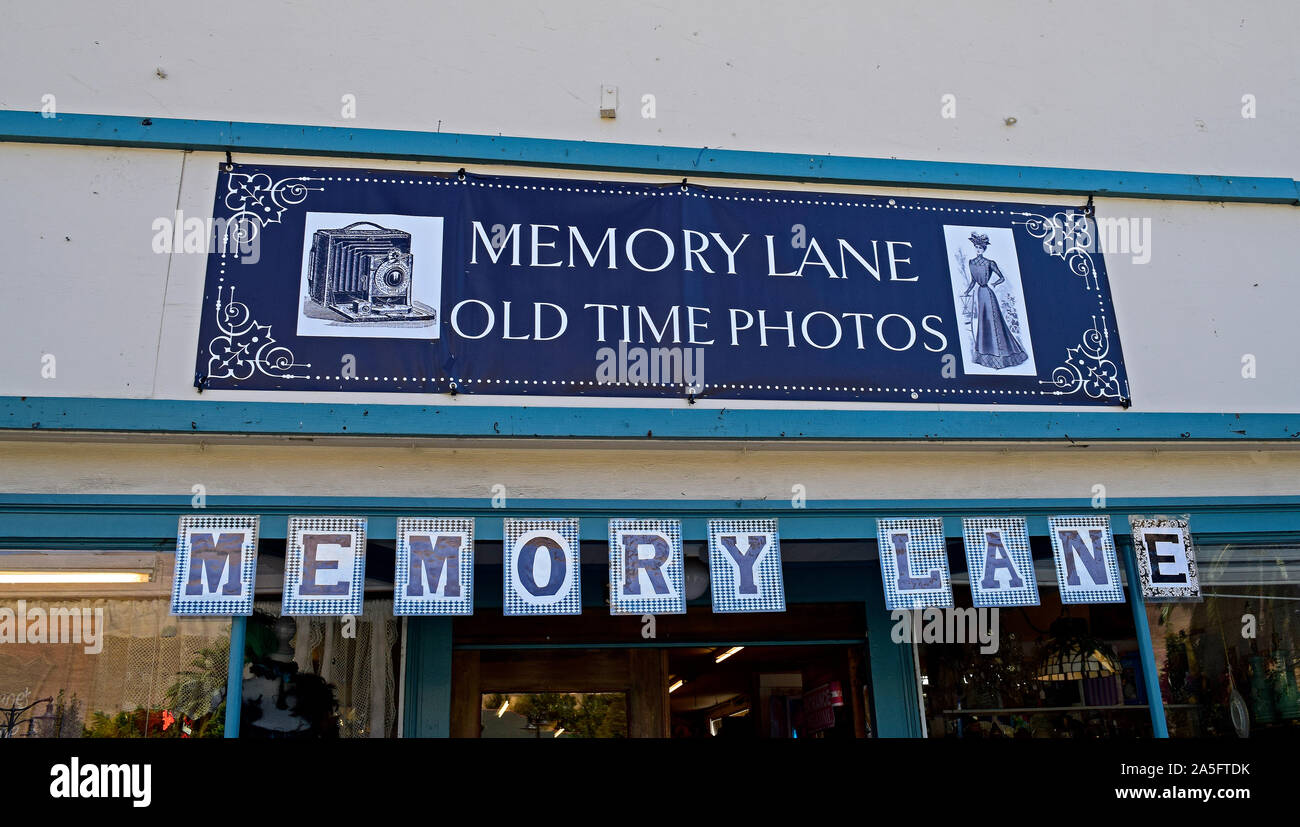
[1036,617,1120,681]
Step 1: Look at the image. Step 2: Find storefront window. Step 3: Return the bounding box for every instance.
[1148,541,1300,738]
[242,598,402,738]
[0,551,231,738]
[919,545,1152,738]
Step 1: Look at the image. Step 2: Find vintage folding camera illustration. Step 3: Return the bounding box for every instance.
[305,220,435,322]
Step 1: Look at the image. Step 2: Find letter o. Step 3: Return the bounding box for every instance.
[450,299,495,339]
[800,311,843,349]
[625,228,675,272]
[876,313,917,351]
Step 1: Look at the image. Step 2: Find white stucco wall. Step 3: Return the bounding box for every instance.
[0,1,1297,415]
[1,0,1295,178]
[3,439,1298,502]
[0,144,1296,413]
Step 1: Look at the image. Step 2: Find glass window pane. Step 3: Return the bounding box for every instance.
[0,551,231,738]
[1148,542,1300,738]
[243,600,402,738]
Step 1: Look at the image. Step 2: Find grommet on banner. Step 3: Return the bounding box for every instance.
[448,380,458,397]
[1084,194,1095,217]
[681,178,688,191]
[223,151,233,172]
[457,168,466,181]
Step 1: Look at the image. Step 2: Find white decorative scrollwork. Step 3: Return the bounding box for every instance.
[1040,315,1125,400]
[222,172,325,249]
[207,286,310,380]
[1013,210,1098,290]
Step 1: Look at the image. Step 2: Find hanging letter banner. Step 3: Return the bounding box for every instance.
[172,515,259,616]
[961,517,1039,607]
[504,518,582,616]
[708,519,785,613]
[1129,515,1201,602]
[1048,515,1124,604]
[608,518,686,616]
[196,163,1129,406]
[282,516,367,616]
[394,517,474,615]
[877,517,953,610]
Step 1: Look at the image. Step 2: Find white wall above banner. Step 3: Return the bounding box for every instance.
[877,517,953,611]
[171,515,259,616]
[962,517,1040,607]
[608,518,686,616]
[282,516,368,616]
[394,517,474,615]
[708,519,785,614]
[1130,515,1201,602]
[1048,515,1125,604]
[503,518,582,616]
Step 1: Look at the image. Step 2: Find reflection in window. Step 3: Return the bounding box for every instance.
[919,555,1151,738]
[480,693,627,738]
[0,551,230,738]
[1150,542,1300,737]
[243,600,401,738]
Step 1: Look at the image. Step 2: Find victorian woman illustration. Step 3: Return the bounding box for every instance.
[960,232,1029,369]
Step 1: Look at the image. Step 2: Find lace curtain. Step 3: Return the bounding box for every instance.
[252,598,401,738]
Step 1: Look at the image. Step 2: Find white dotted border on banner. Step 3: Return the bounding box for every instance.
[214,172,1079,398]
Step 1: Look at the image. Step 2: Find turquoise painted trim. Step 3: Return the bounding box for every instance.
[4,396,1299,443]
[865,566,924,737]
[1121,542,1170,738]
[3,111,1297,204]
[402,617,452,738]
[223,615,245,739]
[2,494,1298,544]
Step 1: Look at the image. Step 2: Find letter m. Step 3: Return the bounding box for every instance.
[407,535,463,598]
[470,221,520,265]
[186,533,244,596]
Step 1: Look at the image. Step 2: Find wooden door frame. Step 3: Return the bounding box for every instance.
[451,647,670,738]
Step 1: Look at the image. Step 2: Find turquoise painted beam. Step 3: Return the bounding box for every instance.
[1122,543,1169,737]
[3,396,1299,442]
[2,494,1297,544]
[2,110,1297,204]
[223,616,246,738]
[402,618,452,738]
[865,565,925,737]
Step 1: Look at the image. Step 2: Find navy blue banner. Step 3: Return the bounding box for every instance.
[197,164,1129,405]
